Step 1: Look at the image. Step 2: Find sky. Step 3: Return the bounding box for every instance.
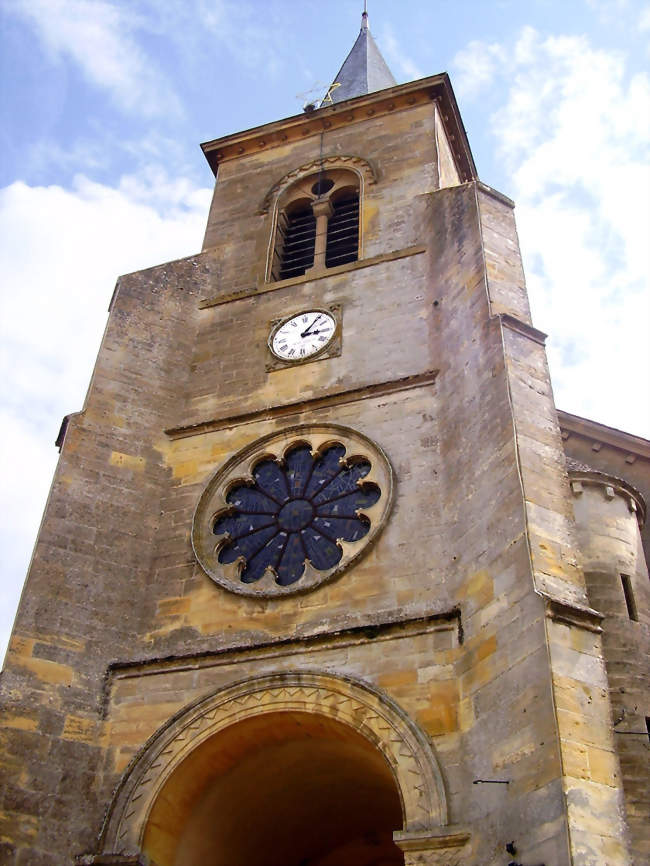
[0,0,649,660]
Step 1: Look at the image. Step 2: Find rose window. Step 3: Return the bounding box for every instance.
[192,425,393,597]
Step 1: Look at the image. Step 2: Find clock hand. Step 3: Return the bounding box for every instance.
[300,315,323,338]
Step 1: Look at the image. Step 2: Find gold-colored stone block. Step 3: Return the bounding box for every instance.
[0,713,38,732]
[109,451,146,471]
[62,715,99,744]
[587,746,620,787]
[416,681,459,735]
[14,656,74,686]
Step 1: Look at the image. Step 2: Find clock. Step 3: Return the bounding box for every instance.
[269,309,337,362]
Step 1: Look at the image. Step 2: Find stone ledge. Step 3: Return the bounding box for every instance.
[76,855,144,866]
[198,244,426,308]
[499,313,547,345]
[394,827,471,865]
[104,606,462,693]
[539,592,604,633]
[165,369,438,439]
[477,180,515,208]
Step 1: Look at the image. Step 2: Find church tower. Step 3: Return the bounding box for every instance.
[1,10,647,866]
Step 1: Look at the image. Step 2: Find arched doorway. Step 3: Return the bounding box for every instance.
[142,710,404,866]
[98,672,454,863]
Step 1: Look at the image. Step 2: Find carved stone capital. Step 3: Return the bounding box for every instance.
[393,827,470,865]
[311,197,334,219]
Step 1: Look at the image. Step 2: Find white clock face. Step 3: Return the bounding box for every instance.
[270,310,336,361]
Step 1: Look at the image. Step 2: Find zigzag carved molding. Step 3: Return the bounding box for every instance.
[99,671,448,854]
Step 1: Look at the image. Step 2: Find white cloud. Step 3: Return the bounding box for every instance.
[6,0,181,117]
[7,0,288,119]
[0,173,211,660]
[380,26,424,82]
[451,39,506,99]
[456,27,650,438]
[586,0,630,13]
[639,5,650,30]
[134,0,285,76]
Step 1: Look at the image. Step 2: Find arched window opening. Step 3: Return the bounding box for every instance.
[326,188,360,269]
[271,168,360,281]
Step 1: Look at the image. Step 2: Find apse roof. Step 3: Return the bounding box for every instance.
[324,10,396,105]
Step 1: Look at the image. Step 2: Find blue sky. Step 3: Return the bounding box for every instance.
[1,0,649,659]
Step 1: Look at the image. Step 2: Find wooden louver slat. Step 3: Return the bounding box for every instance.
[326,195,359,268]
[278,206,316,279]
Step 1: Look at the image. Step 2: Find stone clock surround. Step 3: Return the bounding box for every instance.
[265,304,343,371]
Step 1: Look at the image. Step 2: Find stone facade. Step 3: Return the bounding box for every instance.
[0,72,647,866]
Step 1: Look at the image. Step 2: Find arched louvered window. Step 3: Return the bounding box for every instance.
[271,169,360,281]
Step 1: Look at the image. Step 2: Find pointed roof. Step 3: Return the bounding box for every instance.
[324,9,396,105]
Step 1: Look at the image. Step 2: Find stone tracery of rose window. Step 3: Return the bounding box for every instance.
[192,425,393,598]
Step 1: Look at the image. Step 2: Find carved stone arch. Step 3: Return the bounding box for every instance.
[262,156,376,281]
[98,670,449,858]
[259,154,377,215]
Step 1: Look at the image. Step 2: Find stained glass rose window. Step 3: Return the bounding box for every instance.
[192,425,393,597]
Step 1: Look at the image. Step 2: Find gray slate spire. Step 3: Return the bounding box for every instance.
[324,9,396,105]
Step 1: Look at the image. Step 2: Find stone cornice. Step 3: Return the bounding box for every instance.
[558,409,650,461]
[568,469,646,525]
[201,74,477,184]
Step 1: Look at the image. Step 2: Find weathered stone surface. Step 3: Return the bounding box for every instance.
[0,73,646,866]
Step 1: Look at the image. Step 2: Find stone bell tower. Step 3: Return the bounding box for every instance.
[1,9,646,866]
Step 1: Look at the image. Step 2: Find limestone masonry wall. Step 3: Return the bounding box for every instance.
[0,89,644,866]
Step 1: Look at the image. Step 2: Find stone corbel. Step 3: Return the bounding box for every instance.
[393,827,471,865]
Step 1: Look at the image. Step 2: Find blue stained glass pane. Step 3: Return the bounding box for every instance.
[218,524,278,564]
[240,531,288,584]
[226,486,278,514]
[312,460,371,505]
[303,445,346,498]
[312,515,370,543]
[214,440,380,586]
[253,459,290,503]
[301,526,342,570]
[276,532,307,585]
[316,484,381,517]
[284,446,314,497]
[213,511,275,539]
